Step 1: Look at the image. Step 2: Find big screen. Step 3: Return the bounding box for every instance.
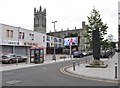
[64,37,78,46]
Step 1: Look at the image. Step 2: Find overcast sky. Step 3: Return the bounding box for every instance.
[0,0,119,41]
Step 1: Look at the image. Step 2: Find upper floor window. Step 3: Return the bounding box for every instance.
[6,29,13,38]
[22,33,25,39]
[51,36,53,40]
[54,38,57,42]
[10,30,13,38]
[43,36,45,42]
[59,39,62,42]
[29,34,34,40]
[19,32,25,39]
[47,36,50,41]
[6,30,9,38]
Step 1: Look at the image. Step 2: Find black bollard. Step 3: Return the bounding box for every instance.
[25,59,27,64]
[115,63,117,79]
[78,58,80,66]
[16,58,18,66]
[73,60,75,71]
[85,57,87,63]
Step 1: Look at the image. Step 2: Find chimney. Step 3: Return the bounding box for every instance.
[75,26,76,30]
[82,21,85,29]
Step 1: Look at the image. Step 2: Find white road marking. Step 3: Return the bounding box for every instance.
[6,80,21,85]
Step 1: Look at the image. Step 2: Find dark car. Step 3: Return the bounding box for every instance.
[2,54,27,64]
[101,50,113,58]
[73,51,84,58]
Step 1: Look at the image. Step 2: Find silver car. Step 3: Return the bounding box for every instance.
[2,54,27,64]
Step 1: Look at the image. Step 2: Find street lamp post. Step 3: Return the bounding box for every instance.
[17,27,20,53]
[52,21,57,61]
[16,27,20,65]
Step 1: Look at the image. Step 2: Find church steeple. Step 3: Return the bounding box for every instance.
[34,7,36,14]
[34,5,46,34]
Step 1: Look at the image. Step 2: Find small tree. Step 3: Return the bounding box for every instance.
[85,8,108,67]
[85,8,108,50]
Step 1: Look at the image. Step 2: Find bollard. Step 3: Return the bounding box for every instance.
[64,58,65,61]
[85,57,87,63]
[16,58,18,66]
[68,55,69,58]
[78,58,80,66]
[52,55,56,62]
[88,56,90,63]
[115,63,117,79]
[73,60,75,71]
[70,55,72,59]
[90,56,92,61]
[25,59,27,64]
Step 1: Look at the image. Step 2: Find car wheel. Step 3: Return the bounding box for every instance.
[8,60,13,64]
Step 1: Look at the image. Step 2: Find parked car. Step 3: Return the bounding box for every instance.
[82,51,90,56]
[73,51,84,58]
[100,50,113,58]
[87,51,93,55]
[2,54,27,64]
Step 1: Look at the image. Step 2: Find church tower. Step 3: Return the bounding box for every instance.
[34,6,46,33]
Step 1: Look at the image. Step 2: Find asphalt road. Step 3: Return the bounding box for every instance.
[2,59,118,86]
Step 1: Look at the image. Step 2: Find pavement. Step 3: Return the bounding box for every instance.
[64,52,119,84]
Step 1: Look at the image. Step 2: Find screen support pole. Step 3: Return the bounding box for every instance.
[70,45,72,59]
